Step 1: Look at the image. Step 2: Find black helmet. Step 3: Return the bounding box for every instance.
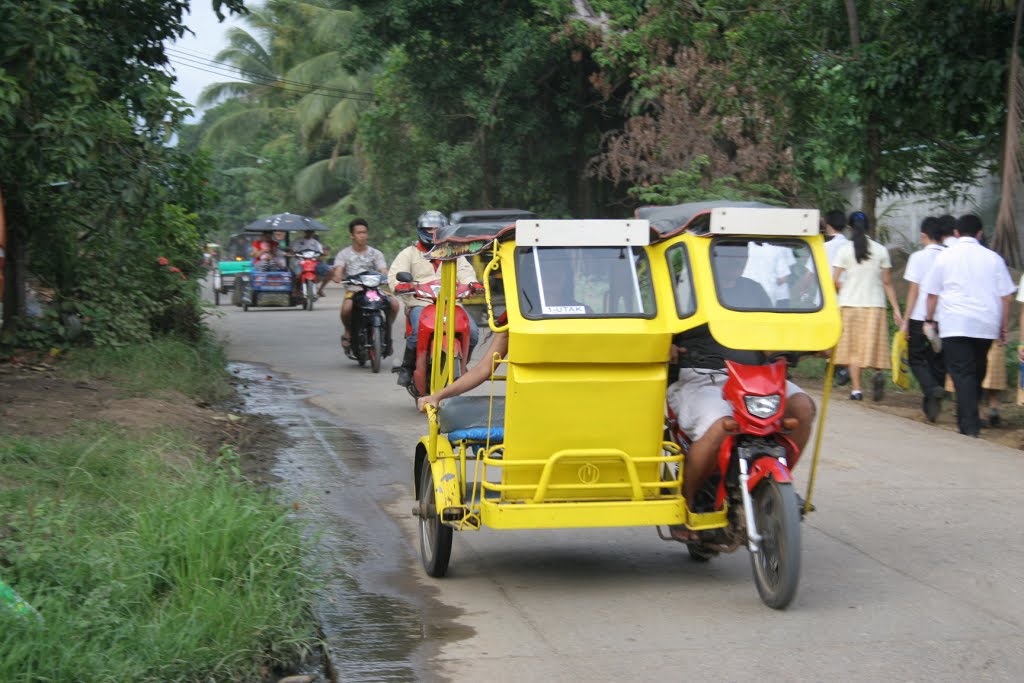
[416,210,447,247]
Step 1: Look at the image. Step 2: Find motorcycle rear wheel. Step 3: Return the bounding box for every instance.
[418,462,453,577]
[749,478,801,609]
[369,325,383,373]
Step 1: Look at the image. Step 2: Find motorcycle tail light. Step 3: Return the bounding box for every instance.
[744,394,781,419]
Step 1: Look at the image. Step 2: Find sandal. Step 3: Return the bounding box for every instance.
[341,335,351,350]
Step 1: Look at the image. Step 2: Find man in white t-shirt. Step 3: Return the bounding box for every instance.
[900,217,947,421]
[922,214,1016,437]
[332,218,399,352]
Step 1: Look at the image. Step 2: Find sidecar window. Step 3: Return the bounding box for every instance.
[711,237,823,312]
[665,244,696,318]
[515,246,656,319]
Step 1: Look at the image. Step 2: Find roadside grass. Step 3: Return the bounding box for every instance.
[0,425,316,682]
[63,333,233,403]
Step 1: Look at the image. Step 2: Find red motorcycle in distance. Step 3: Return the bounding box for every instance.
[393,271,481,399]
[665,353,805,609]
[292,248,323,310]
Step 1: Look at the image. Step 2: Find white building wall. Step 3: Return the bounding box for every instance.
[838,173,1019,251]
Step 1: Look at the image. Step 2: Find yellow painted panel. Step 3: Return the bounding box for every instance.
[500,362,667,501]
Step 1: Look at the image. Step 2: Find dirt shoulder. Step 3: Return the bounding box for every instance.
[797,373,1024,451]
[0,353,288,483]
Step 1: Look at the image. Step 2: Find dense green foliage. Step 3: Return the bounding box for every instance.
[187,0,1018,259]
[0,0,245,347]
[5,0,1020,340]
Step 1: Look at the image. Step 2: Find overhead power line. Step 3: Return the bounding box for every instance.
[165,46,377,102]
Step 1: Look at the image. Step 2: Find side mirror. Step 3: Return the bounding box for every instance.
[396,271,413,283]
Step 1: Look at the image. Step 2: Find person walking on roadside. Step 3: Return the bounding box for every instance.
[922,214,1016,437]
[332,218,399,352]
[823,208,852,386]
[832,211,903,401]
[900,216,947,421]
[823,208,850,271]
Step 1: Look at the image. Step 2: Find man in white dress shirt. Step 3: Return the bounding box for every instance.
[922,214,1016,437]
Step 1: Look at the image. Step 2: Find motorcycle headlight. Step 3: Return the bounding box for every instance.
[358,273,384,287]
[744,394,781,419]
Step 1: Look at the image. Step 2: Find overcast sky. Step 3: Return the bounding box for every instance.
[166,1,247,119]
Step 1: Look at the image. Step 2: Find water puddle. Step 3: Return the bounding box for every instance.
[231,363,470,682]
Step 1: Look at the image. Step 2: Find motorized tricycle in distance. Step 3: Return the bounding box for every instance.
[237,224,329,311]
[211,232,254,306]
[446,209,536,325]
[412,205,840,609]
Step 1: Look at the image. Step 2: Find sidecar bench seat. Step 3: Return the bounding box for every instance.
[438,396,505,442]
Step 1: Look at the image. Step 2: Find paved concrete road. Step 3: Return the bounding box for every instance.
[210,288,1024,682]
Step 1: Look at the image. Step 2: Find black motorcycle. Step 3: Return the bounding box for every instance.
[343,271,393,372]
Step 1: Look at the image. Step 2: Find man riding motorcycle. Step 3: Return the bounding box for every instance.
[387,210,480,387]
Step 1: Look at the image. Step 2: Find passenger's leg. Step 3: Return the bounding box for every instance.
[783,391,815,470]
[683,418,729,503]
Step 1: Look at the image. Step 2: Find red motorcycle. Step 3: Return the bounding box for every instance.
[665,353,805,609]
[292,248,322,310]
[393,272,481,399]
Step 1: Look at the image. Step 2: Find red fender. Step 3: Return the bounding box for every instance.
[747,457,793,491]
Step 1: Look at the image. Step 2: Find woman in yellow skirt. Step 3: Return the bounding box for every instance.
[832,212,903,401]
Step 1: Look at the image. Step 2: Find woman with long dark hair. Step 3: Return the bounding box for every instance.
[832,212,902,400]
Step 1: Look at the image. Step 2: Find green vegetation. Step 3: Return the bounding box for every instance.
[5,1,1023,345]
[0,340,317,681]
[0,431,315,682]
[64,334,234,404]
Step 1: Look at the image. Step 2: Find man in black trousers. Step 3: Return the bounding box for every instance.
[921,214,1016,437]
[900,217,946,421]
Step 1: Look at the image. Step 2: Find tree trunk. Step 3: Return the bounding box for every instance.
[844,0,860,47]
[993,0,1024,268]
[862,123,882,238]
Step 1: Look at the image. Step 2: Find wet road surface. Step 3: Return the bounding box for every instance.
[232,362,470,682]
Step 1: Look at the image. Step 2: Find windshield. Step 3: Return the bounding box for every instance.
[711,237,822,312]
[515,246,656,319]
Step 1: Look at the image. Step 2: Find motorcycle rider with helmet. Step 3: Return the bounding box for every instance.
[388,210,480,387]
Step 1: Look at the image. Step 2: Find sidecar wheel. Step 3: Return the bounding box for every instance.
[418,463,453,577]
[749,479,801,610]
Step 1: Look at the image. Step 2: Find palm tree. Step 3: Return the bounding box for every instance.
[196,0,375,213]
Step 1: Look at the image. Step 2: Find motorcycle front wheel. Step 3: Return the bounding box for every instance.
[369,324,383,373]
[749,478,801,609]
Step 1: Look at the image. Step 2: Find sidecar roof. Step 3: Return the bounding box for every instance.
[638,201,780,240]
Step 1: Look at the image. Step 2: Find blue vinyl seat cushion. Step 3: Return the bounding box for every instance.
[438,396,505,442]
